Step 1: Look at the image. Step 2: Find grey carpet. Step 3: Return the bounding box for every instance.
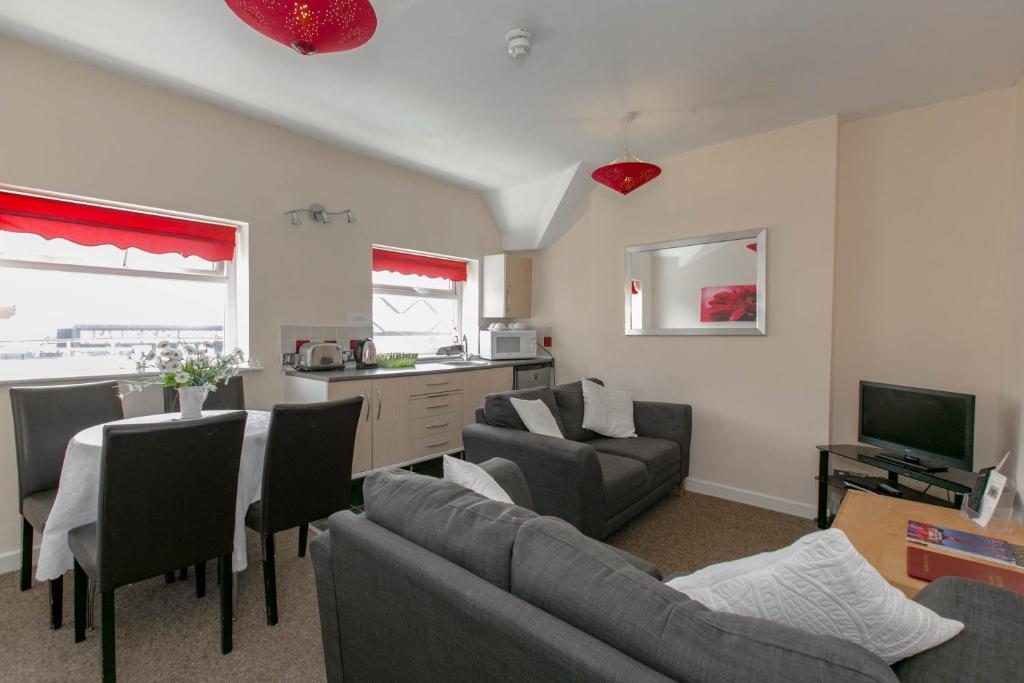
[0,493,815,681]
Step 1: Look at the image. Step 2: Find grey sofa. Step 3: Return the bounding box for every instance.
[311,465,1024,683]
[462,379,691,538]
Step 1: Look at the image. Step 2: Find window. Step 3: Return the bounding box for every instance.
[0,187,244,380]
[371,249,467,356]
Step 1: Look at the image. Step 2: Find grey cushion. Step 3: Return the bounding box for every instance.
[483,387,565,434]
[309,530,344,683]
[21,488,57,530]
[363,468,536,590]
[66,522,98,578]
[588,437,681,484]
[596,452,646,516]
[477,457,536,510]
[553,378,604,442]
[511,516,899,683]
[895,577,1024,682]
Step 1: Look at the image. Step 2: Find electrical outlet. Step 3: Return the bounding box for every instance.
[543,336,552,347]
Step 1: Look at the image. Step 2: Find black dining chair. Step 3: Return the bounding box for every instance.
[68,411,247,682]
[245,397,362,626]
[162,375,245,413]
[10,380,123,630]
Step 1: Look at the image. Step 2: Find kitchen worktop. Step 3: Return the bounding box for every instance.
[283,357,551,382]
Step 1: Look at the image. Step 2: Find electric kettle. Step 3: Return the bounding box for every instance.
[354,338,378,369]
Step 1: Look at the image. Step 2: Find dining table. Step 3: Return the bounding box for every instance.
[35,409,271,582]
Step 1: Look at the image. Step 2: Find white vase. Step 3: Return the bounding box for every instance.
[178,385,210,420]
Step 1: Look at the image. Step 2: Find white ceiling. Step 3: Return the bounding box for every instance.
[2,1,1024,248]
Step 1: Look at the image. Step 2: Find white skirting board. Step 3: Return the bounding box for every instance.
[685,478,817,519]
[0,543,38,575]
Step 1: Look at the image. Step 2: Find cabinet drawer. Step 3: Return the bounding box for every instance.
[409,431,462,459]
[410,413,459,439]
[409,391,462,419]
[407,372,463,396]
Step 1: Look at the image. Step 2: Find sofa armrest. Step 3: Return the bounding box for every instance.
[609,545,662,580]
[310,527,344,683]
[633,401,692,478]
[463,423,604,538]
[477,457,536,510]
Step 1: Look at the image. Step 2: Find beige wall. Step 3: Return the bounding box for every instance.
[534,117,840,515]
[831,88,1017,472]
[0,37,502,566]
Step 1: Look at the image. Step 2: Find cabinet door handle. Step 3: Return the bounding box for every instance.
[426,422,450,429]
[426,440,451,449]
[360,394,369,422]
[426,380,449,386]
[376,388,382,420]
[426,403,450,410]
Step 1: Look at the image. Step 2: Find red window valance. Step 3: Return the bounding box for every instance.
[372,248,467,282]
[0,191,237,262]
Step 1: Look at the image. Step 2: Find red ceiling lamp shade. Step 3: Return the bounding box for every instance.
[224,0,377,55]
[0,191,237,262]
[592,111,662,195]
[372,248,468,282]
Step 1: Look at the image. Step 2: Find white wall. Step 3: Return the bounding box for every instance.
[0,37,502,569]
[534,117,839,517]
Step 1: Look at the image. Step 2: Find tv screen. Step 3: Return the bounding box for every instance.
[859,381,975,470]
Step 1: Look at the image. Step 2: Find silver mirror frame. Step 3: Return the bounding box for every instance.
[624,227,767,336]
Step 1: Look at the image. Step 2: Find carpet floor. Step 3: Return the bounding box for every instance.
[0,492,815,681]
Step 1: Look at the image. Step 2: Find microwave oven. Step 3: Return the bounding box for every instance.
[479,329,537,360]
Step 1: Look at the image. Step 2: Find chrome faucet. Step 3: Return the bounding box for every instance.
[460,334,471,361]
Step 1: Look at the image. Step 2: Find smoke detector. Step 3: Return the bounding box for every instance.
[505,28,531,60]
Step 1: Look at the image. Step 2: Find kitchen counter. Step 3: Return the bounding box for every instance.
[283,357,551,383]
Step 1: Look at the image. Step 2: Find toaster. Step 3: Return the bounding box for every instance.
[293,342,347,371]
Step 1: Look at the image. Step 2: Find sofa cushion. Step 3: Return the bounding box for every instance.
[596,452,646,516]
[895,577,1024,682]
[553,379,604,442]
[588,436,681,484]
[363,468,536,590]
[484,387,565,434]
[510,516,899,683]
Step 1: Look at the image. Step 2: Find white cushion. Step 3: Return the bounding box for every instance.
[581,379,637,438]
[509,397,564,439]
[442,455,513,504]
[666,528,963,664]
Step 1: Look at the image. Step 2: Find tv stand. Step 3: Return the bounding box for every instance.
[815,444,974,529]
[871,453,947,473]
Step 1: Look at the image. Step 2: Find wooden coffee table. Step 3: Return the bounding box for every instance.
[832,490,1024,597]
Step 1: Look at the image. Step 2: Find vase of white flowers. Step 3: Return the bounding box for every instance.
[126,341,247,419]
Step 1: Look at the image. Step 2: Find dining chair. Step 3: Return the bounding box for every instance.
[10,380,123,630]
[68,411,247,682]
[162,375,245,413]
[246,397,362,626]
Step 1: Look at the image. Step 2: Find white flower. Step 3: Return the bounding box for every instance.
[156,341,170,350]
[174,371,191,385]
[145,350,156,361]
[183,344,198,354]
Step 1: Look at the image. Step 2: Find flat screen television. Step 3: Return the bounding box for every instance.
[859,381,975,471]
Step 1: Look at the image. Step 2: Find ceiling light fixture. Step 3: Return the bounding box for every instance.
[505,28,531,60]
[591,111,662,195]
[225,0,378,55]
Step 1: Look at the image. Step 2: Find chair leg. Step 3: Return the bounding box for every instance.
[21,518,32,591]
[298,522,309,558]
[262,534,278,626]
[195,561,206,599]
[73,561,87,643]
[219,554,233,654]
[164,572,175,584]
[49,576,63,630]
[101,591,115,683]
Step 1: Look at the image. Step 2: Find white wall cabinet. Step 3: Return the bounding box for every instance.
[482,253,532,319]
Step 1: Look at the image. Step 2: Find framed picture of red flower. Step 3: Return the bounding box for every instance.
[700,285,757,322]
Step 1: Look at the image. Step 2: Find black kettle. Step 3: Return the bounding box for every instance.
[354,338,378,368]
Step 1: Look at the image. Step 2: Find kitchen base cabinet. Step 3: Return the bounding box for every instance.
[461,366,514,427]
[371,377,412,469]
[286,376,374,475]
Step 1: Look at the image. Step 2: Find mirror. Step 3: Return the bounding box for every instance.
[625,228,766,336]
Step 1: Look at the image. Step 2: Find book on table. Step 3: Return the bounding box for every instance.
[906,520,1024,568]
[907,546,1024,596]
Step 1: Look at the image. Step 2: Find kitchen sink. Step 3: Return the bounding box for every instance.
[436,360,491,367]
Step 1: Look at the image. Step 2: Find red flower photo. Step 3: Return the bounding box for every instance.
[700,285,757,322]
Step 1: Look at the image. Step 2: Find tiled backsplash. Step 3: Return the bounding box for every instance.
[280,324,372,360]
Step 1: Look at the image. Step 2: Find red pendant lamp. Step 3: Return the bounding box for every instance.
[225,0,377,55]
[591,111,662,195]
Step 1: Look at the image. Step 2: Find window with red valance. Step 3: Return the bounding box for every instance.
[372,247,467,282]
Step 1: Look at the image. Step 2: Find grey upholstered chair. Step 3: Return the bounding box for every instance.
[162,375,245,413]
[69,411,247,682]
[245,397,362,626]
[10,380,123,629]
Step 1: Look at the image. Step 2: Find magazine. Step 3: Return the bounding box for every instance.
[906,520,1024,568]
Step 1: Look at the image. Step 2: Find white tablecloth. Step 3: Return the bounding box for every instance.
[35,410,271,581]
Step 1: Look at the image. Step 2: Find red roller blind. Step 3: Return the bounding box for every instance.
[0,191,237,262]
[372,248,467,282]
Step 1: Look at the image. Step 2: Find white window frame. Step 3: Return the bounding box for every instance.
[0,183,250,379]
